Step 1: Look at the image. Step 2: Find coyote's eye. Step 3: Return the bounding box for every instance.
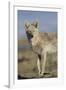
[29,30,31,33]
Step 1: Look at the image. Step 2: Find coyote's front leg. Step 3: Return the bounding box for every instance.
[40,51,47,76]
[37,58,41,76]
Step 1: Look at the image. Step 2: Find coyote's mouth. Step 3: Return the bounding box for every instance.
[26,31,33,41]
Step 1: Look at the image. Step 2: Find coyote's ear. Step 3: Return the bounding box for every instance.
[33,22,39,28]
[25,21,30,29]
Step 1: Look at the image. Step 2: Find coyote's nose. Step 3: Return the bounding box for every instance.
[26,31,33,40]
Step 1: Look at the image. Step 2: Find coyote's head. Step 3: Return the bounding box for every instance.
[25,21,39,41]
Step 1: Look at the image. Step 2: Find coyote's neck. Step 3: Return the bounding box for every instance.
[31,31,43,54]
[31,31,43,47]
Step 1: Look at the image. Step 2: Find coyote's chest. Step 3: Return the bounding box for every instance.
[30,35,43,54]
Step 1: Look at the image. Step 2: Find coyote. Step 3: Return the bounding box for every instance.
[25,21,57,77]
